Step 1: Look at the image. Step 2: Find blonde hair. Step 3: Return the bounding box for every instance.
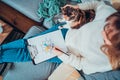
[101,12,120,70]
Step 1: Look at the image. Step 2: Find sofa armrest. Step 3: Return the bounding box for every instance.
[23,26,46,39]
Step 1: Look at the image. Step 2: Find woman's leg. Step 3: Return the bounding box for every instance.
[0,25,58,63]
[1,39,26,49]
[0,39,31,63]
[0,47,31,63]
[0,24,67,63]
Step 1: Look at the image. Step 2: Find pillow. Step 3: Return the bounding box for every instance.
[111,0,120,10]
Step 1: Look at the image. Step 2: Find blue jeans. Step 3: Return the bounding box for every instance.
[0,25,68,63]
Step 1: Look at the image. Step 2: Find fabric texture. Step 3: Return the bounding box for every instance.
[84,69,120,80]
[4,62,59,80]
[37,0,66,26]
[1,0,43,22]
[0,39,31,63]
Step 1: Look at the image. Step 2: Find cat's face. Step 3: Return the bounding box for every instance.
[61,6,86,29]
[61,6,80,21]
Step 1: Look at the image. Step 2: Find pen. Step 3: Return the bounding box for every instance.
[55,47,65,53]
[55,47,69,56]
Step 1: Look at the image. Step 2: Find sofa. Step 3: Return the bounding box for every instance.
[0,0,45,33]
[0,0,120,80]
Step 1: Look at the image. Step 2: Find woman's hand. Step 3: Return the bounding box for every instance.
[102,30,112,45]
[61,4,79,10]
[52,47,64,56]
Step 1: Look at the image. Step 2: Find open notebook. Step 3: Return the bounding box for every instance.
[27,30,67,64]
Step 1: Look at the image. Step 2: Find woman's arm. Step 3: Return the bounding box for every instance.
[58,53,82,70]
[63,1,103,11]
[64,1,116,20]
[53,47,82,70]
[77,1,102,11]
[79,1,116,21]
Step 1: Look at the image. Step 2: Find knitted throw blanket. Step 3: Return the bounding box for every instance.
[37,0,66,22]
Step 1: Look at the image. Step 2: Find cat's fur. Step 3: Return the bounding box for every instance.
[61,6,95,29]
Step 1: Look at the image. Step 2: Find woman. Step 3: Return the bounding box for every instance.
[53,1,120,74]
[0,1,119,77]
[102,12,120,69]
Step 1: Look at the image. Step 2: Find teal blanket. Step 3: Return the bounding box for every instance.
[37,0,66,23]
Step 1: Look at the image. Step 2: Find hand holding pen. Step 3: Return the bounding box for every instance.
[52,47,64,56]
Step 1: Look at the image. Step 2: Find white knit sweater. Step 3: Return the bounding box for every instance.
[58,1,117,74]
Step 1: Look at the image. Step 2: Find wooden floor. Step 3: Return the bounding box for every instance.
[0,76,2,80]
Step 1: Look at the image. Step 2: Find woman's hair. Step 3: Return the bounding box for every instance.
[61,6,95,29]
[101,11,120,70]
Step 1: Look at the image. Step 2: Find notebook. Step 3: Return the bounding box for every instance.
[27,30,67,64]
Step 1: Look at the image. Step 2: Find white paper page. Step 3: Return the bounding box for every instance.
[27,30,67,64]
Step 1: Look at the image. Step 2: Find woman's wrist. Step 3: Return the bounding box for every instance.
[62,4,79,10]
[57,52,63,56]
[53,47,64,56]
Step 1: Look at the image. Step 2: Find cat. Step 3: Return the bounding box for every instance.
[59,6,95,29]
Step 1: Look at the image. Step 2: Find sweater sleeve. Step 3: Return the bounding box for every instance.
[58,53,82,70]
[78,1,116,21]
[77,1,104,11]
